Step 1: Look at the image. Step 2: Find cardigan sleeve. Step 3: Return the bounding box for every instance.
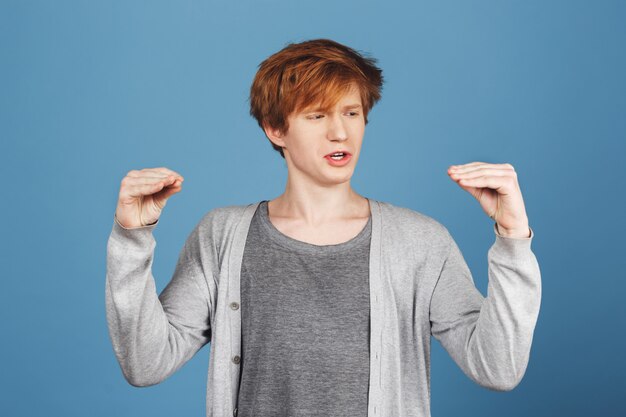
[429,223,541,391]
[105,214,212,387]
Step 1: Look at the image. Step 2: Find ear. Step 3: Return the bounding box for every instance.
[263,122,287,148]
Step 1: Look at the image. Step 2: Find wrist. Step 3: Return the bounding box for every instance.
[496,223,531,238]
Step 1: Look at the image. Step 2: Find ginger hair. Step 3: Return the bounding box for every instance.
[249,38,384,158]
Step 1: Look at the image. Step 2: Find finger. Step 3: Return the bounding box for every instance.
[449,168,513,181]
[156,182,183,199]
[124,174,174,185]
[449,163,492,174]
[449,162,513,174]
[137,169,170,177]
[457,175,509,192]
[129,174,184,192]
[123,176,174,187]
[123,182,166,198]
[126,170,169,180]
[123,177,180,198]
[126,168,184,181]
[448,161,486,171]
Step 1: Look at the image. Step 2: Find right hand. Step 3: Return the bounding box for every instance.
[115,167,185,229]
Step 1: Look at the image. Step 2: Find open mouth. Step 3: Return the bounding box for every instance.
[326,151,351,160]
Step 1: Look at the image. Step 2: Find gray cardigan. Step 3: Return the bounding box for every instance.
[105,198,541,417]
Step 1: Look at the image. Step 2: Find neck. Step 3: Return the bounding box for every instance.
[268,181,369,226]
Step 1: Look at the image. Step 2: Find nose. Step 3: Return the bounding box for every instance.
[326,114,348,142]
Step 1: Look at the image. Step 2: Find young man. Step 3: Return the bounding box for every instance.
[106,39,541,417]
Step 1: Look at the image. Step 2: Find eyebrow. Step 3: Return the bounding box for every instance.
[305,103,362,112]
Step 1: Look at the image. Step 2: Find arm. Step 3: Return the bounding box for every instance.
[105,215,212,387]
[429,223,541,391]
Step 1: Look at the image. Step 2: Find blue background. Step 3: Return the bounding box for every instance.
[2,0,625,416]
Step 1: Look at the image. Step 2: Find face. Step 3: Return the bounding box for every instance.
[266,84,366,187]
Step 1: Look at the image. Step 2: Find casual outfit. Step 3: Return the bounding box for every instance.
[105,197,541,417]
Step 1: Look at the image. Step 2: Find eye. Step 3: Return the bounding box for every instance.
[347,111,360,117]
[307,114,324,120]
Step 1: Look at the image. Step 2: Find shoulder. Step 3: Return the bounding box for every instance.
[201,203,251,224]
[178,202,258,261]
[376,200,452,245]
[196,203,256,229]
[188,202,257,243]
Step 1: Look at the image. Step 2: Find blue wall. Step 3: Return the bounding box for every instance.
[2,1,625,416]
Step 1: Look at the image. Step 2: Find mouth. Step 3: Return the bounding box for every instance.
[324,150,352,161]
[324,150,353,166]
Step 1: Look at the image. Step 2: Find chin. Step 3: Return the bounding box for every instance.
[324,171,354,185]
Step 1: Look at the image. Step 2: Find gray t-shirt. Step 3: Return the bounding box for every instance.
[237,200,372,417]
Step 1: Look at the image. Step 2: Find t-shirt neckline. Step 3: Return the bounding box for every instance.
[256,199,372,254]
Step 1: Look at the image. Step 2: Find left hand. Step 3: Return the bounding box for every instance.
[447,162,531,238]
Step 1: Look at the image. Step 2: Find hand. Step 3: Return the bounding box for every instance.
[447,162,530,238]
[115,167,185,229]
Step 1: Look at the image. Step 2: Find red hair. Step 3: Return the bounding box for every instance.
[249,38,384,158]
